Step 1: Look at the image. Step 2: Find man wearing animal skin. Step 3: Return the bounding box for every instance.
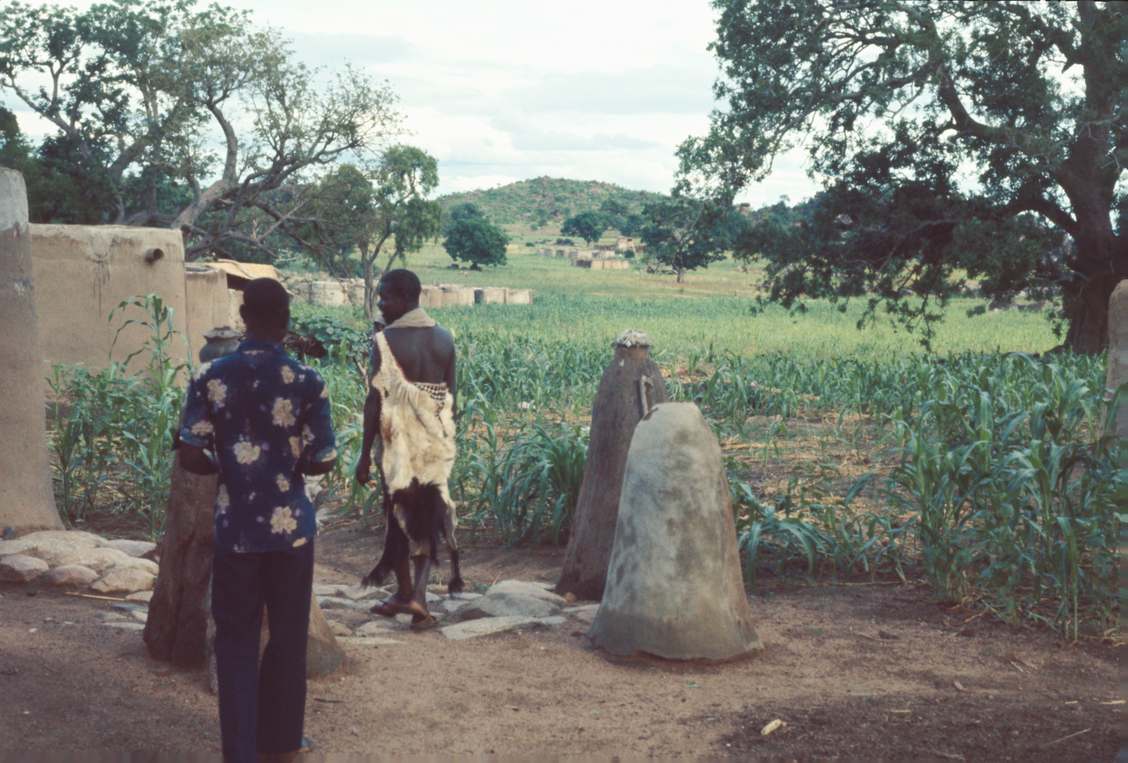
[355,269,463,630]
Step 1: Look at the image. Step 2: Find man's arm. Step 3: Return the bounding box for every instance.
[355,389,380,484]
[177,372,217,474]
[355,339,382,485]
[445,338,458,422]
[301,371,339,477]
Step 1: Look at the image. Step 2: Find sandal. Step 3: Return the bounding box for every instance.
[410,614,440,632]
[369,595,410,617]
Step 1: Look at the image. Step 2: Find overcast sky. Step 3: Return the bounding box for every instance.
[12,0,819,204]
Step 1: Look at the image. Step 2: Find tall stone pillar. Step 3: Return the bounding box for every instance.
[557,330,668,601]
[0,169,61,530]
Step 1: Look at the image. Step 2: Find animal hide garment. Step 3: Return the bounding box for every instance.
[370,330,457,556]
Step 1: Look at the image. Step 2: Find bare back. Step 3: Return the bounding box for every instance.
[382,325,455,386]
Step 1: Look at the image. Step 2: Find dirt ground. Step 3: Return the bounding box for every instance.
[0,518,1121,761]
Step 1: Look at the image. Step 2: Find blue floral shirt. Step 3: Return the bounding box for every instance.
[178,339,337,553]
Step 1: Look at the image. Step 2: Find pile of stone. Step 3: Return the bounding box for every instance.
[0,530,158,595]
[315,579,597,643]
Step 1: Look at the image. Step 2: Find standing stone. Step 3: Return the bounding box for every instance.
[146,462,345,679]
[1107,279,1128,439]
[557,331,668,600]
[589,403,761,661]
[144,463,219,668]
[0,169,62,531]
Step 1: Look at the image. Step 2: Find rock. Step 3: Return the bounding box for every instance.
[0,554,48,582]
[316,595,373,612]
[426,590,443,604]
[131,609,148,623]
[313,583,349,598]
[111,602,146,614]
[454,581,565,621]
[441,616,562,641]
[589,403,761,662]
[102,621,146,632]
[486,580,566,604]
[0,539,34,557]
[356,620,402,637]
[21,530,104,547]
[101,539,157,558]
[91,567,156,595]
[41,565,98,588]
[337,636,403,647]
[441,598,471,614]
[17,535,100,566]
[329,621,353,637]
[126,558,160,576]
[564,604,600,624]
[125,590,153,603]
[339,585,380,601]
[56,547,135,574]
[456,592,562,621]
[448,592,482,601]
[322,608,370,630]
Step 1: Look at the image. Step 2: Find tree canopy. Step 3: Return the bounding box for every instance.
[442,203,509,269]
[298,147,440,318]
[680,0,1126,352]
[0,0,400,259]
[561,210,609,244]
[639,196,745,283]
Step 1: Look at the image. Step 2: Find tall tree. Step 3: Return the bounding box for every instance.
[0,0,400,259]
[639,195,743,283]
[443,203,509,269]
[297,148,441,319]
[680,0,1126,352]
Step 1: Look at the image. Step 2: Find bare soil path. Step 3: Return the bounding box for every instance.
[0,520,1120,761]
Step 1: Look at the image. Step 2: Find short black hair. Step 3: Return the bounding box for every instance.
[380,269,421,302]
[242,278,290,330]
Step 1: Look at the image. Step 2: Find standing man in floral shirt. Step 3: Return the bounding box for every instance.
[178,278,337,763]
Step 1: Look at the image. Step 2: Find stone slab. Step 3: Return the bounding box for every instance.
[440,615,564,641]
[0,554,48,582]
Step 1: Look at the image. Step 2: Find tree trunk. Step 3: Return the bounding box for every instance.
[676,268,686,284]
[557,337,669,601]
[0,168,62,531]
[1063,272,1119,354]
[1061,204,1126,353]
[362,253,377,322]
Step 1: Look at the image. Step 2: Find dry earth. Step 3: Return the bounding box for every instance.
[0,519,1121,761]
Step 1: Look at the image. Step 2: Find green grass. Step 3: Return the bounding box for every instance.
[379,242,1060,358]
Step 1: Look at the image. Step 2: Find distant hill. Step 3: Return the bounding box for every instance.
[437,177,666,227]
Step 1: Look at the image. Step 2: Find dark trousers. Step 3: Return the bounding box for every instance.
[211,541,314,762]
